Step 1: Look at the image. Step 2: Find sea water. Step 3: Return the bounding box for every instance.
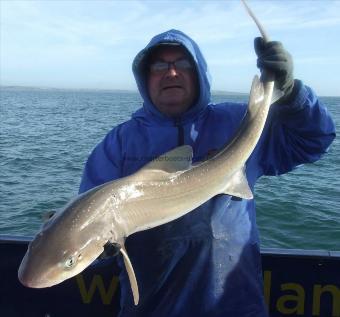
[1,87,339,250]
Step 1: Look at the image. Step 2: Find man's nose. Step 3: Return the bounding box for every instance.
[166,64,178,77]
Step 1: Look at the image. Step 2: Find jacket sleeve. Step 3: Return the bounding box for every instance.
[257,80,336,176]
[78,126,123,194]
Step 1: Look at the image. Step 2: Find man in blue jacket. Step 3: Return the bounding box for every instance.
[79,30,335,316]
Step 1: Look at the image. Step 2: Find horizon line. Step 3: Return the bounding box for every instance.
[1,85,338,98]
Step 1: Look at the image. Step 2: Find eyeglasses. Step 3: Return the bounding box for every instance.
[149,59,193,74]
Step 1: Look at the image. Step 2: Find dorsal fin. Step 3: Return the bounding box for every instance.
[132,145,193,181]
[144,145,193,172]
[247,75,265,119]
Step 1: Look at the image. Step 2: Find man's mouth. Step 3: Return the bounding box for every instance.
[162,85,182,91]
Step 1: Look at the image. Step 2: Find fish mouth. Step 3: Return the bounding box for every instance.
[19,274,51,288]
[18,252,59,288]
[18,264,66,288]
[18,267,48,288]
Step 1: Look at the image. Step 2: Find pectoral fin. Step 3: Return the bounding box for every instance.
[120,245,139,305]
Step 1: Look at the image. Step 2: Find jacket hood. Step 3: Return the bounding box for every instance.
[132,29,211,125]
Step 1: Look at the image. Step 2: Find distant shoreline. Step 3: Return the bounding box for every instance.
[0,85,248,96]
[0,85,137,94]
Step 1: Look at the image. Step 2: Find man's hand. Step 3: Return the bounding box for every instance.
[254,37,295,103]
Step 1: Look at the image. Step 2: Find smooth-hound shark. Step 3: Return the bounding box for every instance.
[18,0,278,305]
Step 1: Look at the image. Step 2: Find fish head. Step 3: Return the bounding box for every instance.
[18,190,114,288]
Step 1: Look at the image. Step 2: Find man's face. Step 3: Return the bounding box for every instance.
[147,46,198,118]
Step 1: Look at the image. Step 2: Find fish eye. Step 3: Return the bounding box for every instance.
[65,256,77,269]
[64,254,82,269]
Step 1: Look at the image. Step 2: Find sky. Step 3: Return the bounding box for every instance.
[1,0,340,96]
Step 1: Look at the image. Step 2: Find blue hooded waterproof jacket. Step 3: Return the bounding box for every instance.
[79,30,335,317]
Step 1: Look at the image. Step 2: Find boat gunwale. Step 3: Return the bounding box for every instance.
[1,234,340,258]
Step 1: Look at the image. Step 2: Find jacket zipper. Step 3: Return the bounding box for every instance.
[174,117,184,146]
